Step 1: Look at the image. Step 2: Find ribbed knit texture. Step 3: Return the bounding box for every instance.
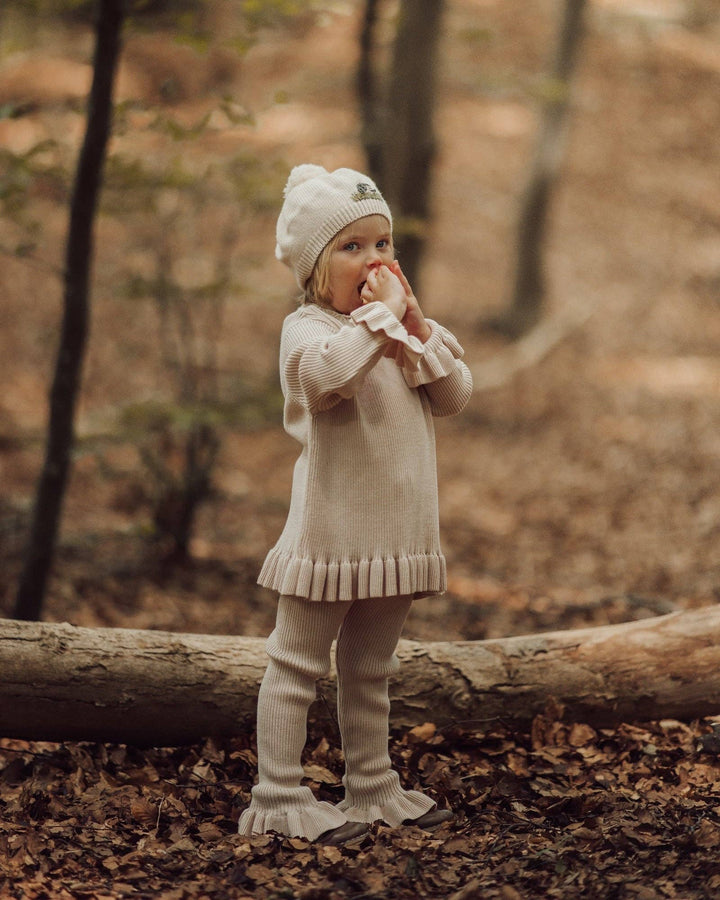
[334,595,434,825]
[237,594,434,840]
[275,165,393,287]
[237,598,349,840]
[257,301,473,603]
[240,302,471,839]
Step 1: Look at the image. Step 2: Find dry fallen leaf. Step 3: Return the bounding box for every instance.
[246,863,275,884]
[197,821,225,842]
[692,819,720,849]
[130,797,158,827]
[407,722,437,744]
[568,722,597,747]
[302,763,340,785]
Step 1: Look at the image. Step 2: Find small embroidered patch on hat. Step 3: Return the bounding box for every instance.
[351,182,383,202]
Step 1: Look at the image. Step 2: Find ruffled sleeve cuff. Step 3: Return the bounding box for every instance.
[350,301,424,371]
[403,319,466,387]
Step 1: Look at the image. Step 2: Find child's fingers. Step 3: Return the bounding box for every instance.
[390,260,413,298]
[360,269,376,303]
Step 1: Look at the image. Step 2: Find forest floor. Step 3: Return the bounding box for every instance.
[2,0,720,896]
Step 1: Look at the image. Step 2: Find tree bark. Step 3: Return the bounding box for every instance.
[381,0,445,288]
[14,0,126,621]
[357,0,445,290]
[1,608,719,746]
[357,0,383,180]
[494,0,588,337]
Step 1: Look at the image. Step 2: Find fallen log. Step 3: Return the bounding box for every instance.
[2,607,719,746]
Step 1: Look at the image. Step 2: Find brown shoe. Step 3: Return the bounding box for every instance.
[317,821,370,846]
[403,809,454,830]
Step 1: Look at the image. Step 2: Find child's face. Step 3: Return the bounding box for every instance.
[326,215,394,314]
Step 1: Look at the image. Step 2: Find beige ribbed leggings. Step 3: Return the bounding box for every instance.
[239,593,434,840]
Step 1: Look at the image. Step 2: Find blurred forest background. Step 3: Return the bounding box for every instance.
[1,0,719,642]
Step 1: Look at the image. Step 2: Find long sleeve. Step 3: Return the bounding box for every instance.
[281,302,424,416]
[402,320,473,417]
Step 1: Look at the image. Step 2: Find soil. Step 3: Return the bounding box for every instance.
[1,1,720,897]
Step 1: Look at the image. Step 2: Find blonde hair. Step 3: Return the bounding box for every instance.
[303,233,339,307]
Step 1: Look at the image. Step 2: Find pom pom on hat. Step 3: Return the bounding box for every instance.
[276,164,393,288]
[282,163,327,197]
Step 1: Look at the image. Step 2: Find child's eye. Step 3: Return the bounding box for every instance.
[377,239,390,250]
[344,241,358,251]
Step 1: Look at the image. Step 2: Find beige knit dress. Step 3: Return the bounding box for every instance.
[258,299,473,603]
[238,299,473,840]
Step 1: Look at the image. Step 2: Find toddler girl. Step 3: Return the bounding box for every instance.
[238,164,473,845]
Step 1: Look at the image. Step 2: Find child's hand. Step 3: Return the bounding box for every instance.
[360,265,407,321]
[389,261,432,344]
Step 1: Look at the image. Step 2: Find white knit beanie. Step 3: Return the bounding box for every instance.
[276,164,393,288]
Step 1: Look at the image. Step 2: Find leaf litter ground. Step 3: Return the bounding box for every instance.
[3,0,720,897]
[3,714,720,899]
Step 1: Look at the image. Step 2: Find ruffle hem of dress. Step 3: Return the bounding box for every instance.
[258,550,447,603]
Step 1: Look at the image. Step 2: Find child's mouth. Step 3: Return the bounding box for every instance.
[358,281,366,296]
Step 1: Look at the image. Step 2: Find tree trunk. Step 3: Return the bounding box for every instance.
[494,0,588,337]
[357,0,445,290]
[13,0,126,621]
[382,0,444,288]
[1,608,719,746]
[357,0,383,180]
